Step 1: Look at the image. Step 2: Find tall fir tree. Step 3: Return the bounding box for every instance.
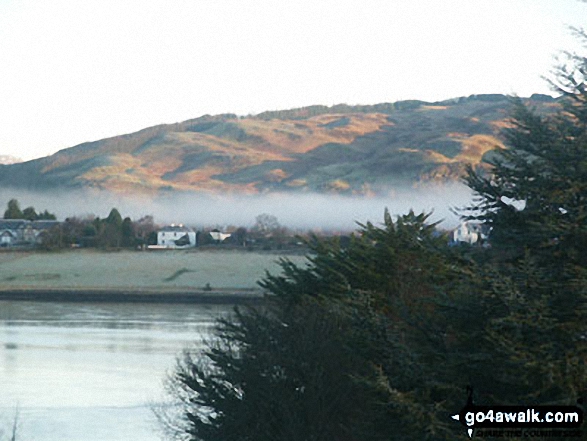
[461,34,587,423]
[463,33,587,269]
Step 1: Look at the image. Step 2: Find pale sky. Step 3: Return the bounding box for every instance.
[0,0,585,161]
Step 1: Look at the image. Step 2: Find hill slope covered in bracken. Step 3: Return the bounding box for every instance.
[0,94,559,195]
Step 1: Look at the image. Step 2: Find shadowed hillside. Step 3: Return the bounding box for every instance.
[0,94,559,195]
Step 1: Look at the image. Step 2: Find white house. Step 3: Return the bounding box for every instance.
[209,231,232,242]
[452,221,490,245]
[156,224,196,249]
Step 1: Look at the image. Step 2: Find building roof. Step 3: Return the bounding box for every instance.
[0,219,61,230]
[31,220,61,229]
[0,220,28,229]
[159,224,194,233]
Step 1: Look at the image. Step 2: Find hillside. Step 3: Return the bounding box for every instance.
[0,94,559,195]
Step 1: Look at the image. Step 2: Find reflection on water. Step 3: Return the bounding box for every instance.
[0,300,233,441]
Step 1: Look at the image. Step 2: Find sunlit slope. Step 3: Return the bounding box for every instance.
[0,94,558,195]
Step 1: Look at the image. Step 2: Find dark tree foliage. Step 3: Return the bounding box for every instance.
[169,304,390,441]
[460,34,587,421]
[463,33,587,269]
[165,211,479,440]
[41,209,148,249]
[93,208,124,247]
[106,208,123,228]
[22,206,37,221]
[196,231,215,246]
[231,227,247,247]
[121,217,134,247]
[167,225,587,439]
[134,215,156,246]
[3,199,22,219]
[83,223,97,237]
[166,212,586,440]
[37,209,57,220]
[463,96,587,267]
[3,199,56,221]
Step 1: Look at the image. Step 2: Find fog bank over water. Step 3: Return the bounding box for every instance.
[0,184,474,231]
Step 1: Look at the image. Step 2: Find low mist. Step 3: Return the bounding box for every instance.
[0,183,475,232]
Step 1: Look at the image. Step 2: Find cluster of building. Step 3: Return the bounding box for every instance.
[150,224,232,249]
[0,218,488,250]
[0,220,233,250]
[149,220,489,249]
[0,219,61,247]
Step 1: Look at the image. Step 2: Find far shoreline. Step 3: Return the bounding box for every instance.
[0,286,266,304]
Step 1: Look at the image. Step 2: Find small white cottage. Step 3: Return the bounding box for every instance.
[452,221,490,245]
[209,231,232,242]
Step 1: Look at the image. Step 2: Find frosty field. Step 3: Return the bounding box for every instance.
[0,249,308,292]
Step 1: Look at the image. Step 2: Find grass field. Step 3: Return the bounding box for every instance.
[0,250,309,291]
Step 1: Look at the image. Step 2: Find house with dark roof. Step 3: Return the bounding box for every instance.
[155,224,196,249]
[0,219,61,247]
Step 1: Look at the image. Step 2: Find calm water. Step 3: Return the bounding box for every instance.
[0,300,233,441]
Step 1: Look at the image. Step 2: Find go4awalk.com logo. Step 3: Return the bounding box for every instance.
[451,388,584,438]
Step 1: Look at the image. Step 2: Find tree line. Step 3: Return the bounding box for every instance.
[47,210,157,249]
[3,198,56,220]
[162,37,587,440]
[1,200,157,250]
[1,198,306,251]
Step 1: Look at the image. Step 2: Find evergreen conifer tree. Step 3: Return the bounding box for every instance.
[461,34,587,419]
